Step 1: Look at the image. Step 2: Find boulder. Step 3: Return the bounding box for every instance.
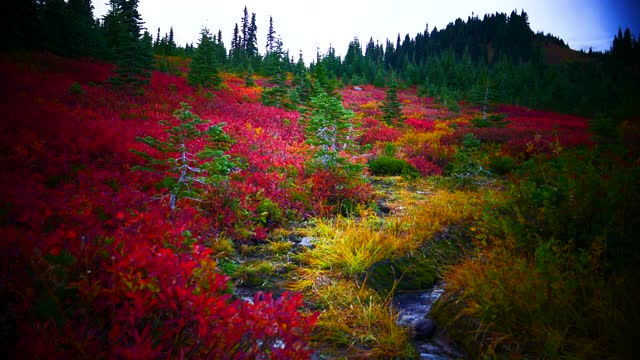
[366,255,437,293]
[412,318,436,339]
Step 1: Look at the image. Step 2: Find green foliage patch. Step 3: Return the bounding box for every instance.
[368,156,419,178]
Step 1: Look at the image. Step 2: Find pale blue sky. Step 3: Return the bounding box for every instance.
[94,0,639,63]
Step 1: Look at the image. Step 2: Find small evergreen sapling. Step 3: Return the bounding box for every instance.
[131,103,234,210]
[381,73,403,126]
[303,90,361,175]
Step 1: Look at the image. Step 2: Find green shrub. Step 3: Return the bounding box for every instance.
[382,142,396,157]
[471,113,509,128]
[368,156,419,178]
[488,154,517,175]
[255,198,283,226]
[68,82,84,96]
[461,133,481,151]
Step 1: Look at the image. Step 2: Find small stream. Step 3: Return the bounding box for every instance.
[393,284,464,359]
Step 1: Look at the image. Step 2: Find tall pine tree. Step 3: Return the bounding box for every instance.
[188,27,221,88]
[105,0,153,89]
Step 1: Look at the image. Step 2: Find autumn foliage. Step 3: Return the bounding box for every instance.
[1,53,318,359]
[3,50,620,359]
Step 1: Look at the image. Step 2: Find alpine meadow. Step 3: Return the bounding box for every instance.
[2,1,639,359]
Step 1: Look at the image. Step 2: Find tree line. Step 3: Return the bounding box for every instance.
[311,10,640,119]
[4,1,639,118]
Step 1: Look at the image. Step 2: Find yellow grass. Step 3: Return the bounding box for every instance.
[288,181,491,358]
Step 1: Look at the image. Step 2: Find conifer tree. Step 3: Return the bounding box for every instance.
[303,90,360,173]
[381,72,403,126]
[245,65,256,87]
[262,35,293,108]
[373,69,386,88]
[168,26,176,55]
[470,69,497,120]
[240,6,249,50]
[247,13,258,57]
[132,103,234,210]
[66,0,105,57]
[291,51,313,104]
[3,0,40,50]
[188,27,221,88]
[230,23,242,67]
[105,0,153,89]
[266,16,276,54]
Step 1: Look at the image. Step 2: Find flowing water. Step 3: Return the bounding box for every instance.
[393,285,465,359]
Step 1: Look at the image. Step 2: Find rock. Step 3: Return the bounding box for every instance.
[298,236,315,248]
[353,86,363,91]
[366,255,437,293]
[412,318,436,339]
[376,200,391,215]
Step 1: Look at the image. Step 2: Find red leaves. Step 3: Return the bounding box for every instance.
[358,117,403,145]
[2,53,317,359]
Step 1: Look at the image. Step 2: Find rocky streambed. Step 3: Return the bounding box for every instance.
[393,285,466,359]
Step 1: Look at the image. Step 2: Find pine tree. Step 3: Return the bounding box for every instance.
[381,72,403,126]
[240,6,249,50]
[303,90,360,173]
[132,103,234,210]
[66,0,105,57]
[188,27,221,88]
[245,65,256,87]
[470,68,502,123]
[168,26,176,55]
[230,23,241,66]
[291,51,313,104]
[266,16,275,54]
[3,0,40,50]
[373,69,385,88]
[105,0,153,89]
[154,27,161,49]
[262,34,292,108]
[247,13,258,57]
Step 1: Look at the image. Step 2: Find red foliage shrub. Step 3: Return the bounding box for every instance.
[358,117,403,145]
[406,156,444,176]
[445,105,592,158]
[307,169,373,215]
[406,117,435,131]
[1,53,318,359]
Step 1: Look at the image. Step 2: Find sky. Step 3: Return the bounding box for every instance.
[94,0,640,64]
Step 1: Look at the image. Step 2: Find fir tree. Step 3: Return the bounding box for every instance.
[373,69,386,88]
[168,26,176,55]
[245,65,256,87]
[240,6,249,50]
[188,27,221,88]
[247,13,258,57]
[266,16,276,54]
[303,90,360,173]
[262,35,292,108]
[291,51,313,104]
[132,103,234,210]
[381,73,403,126]
[66,0,105,57]
[230,23,241,66]
[3,0,40,50]
[470,69,497,120]
[105,0,153,89]
[154,27,161,49]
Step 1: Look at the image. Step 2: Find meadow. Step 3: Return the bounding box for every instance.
[2,52,638,359]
